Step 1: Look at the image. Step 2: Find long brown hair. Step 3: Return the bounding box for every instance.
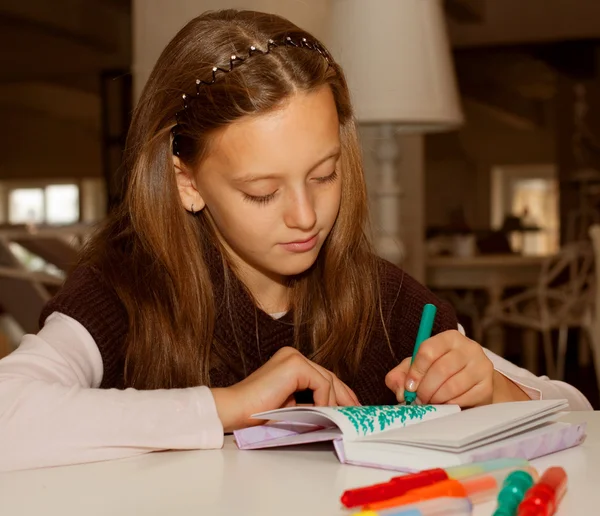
[80,9,381,389]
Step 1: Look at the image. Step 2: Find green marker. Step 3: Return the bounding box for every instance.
[404,303,437,405]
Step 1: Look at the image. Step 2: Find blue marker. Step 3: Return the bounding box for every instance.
[358,497,472,515]
[404,304,437,405]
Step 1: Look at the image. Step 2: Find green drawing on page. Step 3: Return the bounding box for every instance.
[334,405,437,436]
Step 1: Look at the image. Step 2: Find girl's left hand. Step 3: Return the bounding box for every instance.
[385,330,529,407]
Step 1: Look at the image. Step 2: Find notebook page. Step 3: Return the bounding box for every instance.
[358,399,567,447]
[235,426,342,450]
[251,404,460,440]
[339,420,585,471]
[377,412,562,452]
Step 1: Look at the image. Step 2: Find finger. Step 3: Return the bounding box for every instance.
[310,364,337,406]
[429,367,481,405]
[310,362,358,406]
[328,379,337,407]
[405,335,453,394]
[415,353,467,404]
[318,372,336,407]
[333,377,359,406]
[446,379,493,407]
[286,355,334,406]
[350,388,361,406]
[343,380,361,406]
[385,357,412,394]
[283,395,297,408]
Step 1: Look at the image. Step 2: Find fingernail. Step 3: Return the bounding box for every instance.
[414,397,423,405]
[406,379,416,392]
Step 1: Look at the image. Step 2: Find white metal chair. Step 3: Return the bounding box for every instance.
[583,225,600,395]
[0,224,90,336]
[480,241,595,379]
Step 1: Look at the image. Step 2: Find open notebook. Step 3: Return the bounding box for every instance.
[233,400,586,471]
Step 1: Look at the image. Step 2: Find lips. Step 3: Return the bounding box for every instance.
[284,235,318,245]
[280,233,319,253]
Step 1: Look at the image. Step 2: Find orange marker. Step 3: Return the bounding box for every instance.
[364,467,537,512]
[365,479,472,511]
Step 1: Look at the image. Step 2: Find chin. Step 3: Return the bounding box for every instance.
[272,252,319,277]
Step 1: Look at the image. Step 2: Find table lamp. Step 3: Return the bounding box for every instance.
[328,0,463,264]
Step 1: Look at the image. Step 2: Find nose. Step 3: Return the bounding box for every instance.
[283,188,317,231]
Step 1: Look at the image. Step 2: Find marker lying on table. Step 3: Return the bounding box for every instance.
[517,467,567,516]
[363,466,538,512]
[341,458,530,508]
[404,304,437,405]
[493,469,536,516]
[356,497,472,516]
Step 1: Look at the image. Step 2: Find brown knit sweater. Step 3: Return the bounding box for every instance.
[39,253,458,406]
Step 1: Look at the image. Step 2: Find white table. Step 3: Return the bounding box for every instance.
[1,412,598,516]
[426,254,546,293]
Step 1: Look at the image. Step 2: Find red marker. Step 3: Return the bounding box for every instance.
[340,459,530,508]
[517,467,567,516]
[340,469,448,508]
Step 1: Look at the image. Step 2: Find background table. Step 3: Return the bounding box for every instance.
[426,254,546,294]
[0,412,597,516]
[426,254,547,362]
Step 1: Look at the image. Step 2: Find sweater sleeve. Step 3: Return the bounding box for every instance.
[0,312,224,473]
[38,265,130,388]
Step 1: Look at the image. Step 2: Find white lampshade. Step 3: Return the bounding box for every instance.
[328,0,463,132]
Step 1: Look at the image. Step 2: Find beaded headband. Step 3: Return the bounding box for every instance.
[172,35,332,156]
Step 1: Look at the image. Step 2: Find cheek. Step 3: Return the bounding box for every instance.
[317,185,342,226]
[209,200,279,244]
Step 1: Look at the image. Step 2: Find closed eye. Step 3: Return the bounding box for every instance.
[242,190,277,205]
[241,170,338,206]
[314,169,339,184]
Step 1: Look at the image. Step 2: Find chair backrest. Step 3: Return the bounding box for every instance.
[0,239,51,335]
[0,224,91,336]
[566,206,600,243]
[12,237,79,272]
[588,225,600,328]
[537,240,595,321]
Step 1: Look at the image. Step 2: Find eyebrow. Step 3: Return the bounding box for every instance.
[233,147,341,183]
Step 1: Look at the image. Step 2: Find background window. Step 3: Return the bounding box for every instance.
[46,185,80,224]
[7,184,79,225]
[491,164,559,256]
[8,188,45,224]
[511,178,559,255]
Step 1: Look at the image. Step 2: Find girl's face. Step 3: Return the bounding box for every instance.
[183,86,342,284]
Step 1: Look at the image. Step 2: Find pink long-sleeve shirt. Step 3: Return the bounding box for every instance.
[0,312,592,473]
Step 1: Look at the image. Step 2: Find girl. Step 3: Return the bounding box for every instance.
[0,9,591,473]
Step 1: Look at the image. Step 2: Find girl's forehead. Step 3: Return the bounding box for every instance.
[204,87,341,176]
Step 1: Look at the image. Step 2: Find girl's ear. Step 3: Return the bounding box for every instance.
[173,156,206,212]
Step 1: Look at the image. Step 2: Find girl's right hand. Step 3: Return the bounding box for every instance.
[211,346,360,432]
